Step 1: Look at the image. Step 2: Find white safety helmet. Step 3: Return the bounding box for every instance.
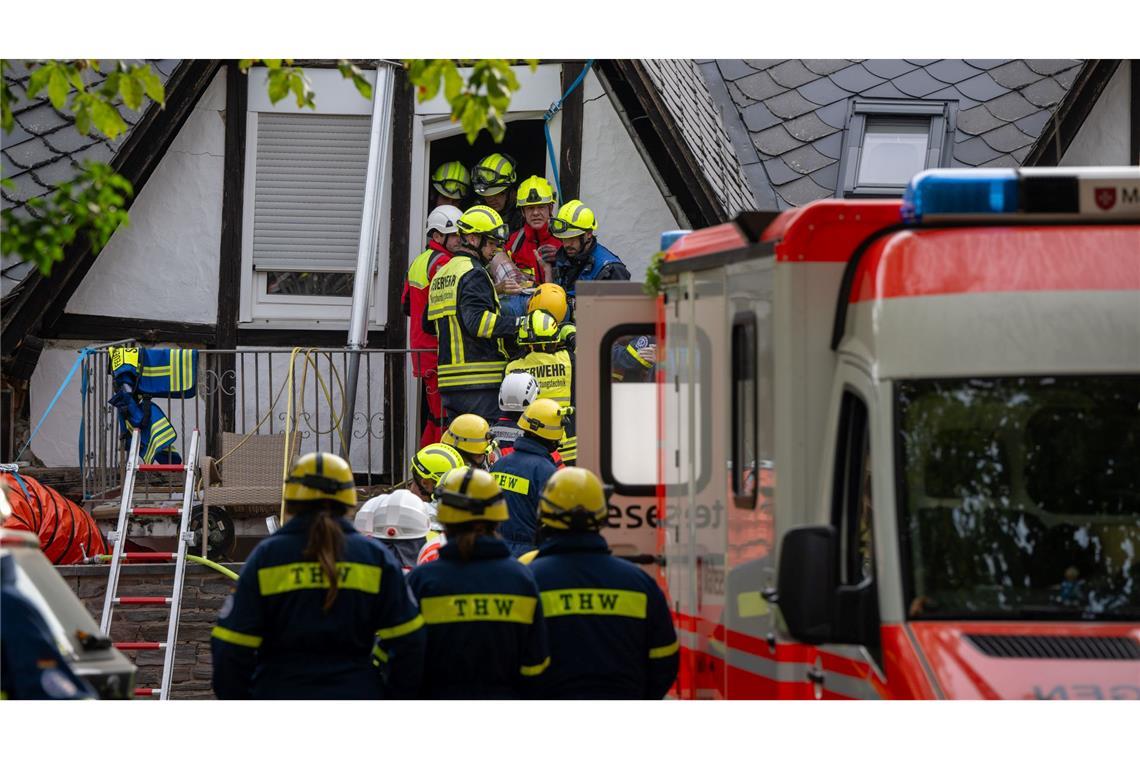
[426,205,462,237]
[499,371,540,412]
[355,490,431,540]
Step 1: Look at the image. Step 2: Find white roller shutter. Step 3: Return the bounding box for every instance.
[252,113,371,272]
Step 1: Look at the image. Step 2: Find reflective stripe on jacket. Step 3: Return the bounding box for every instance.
[506,348,576,463]
[489,436,559,549]
[402,241,451,377]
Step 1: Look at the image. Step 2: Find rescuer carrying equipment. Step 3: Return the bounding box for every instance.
[406,466,550,698]
[529,467,680,699]
[212,452,427,700]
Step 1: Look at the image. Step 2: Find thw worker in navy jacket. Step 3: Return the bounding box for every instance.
[529,467,678,699]
[211,453,425,699]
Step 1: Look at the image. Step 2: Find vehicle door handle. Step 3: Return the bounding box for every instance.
[807,667,825,685]
[761,587,778,603]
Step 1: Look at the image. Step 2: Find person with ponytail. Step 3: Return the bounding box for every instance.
[211,452,425,699]
[406,466,550,698]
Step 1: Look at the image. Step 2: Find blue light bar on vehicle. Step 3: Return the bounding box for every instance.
[660,230,691,251]
[901,167,1140,222]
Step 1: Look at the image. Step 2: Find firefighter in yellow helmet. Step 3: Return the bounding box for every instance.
[471,152,518,220]
[529,467,678,698]
[506,175,560,284]
[424,205,529,426]
[490,397,569,557]
[551,200,630,319]
[212,452,425,699]
[430,160,470,208]
[527,283,576,351]
[441,413,499,470]
[409,441,464,532]
[507,309,577,464]
[406,467,550,698]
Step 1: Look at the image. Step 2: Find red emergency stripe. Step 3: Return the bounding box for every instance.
[776,200,904,262]
[851,225,1140,303]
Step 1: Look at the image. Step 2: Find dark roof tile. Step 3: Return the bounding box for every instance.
[743,60,784,71]
[30,158,82,187]
[782,144,835,175]
[4,121,34,148]
[815,99,850,129]
[861,60,917,79]
[783,111,837,142]
[929,86,980,110]
[964,60,1007,70]
[41,128,104,156]
[813,131,844,160]
[741,100,781,132]
[763,156,803,185]
[955,72,1007,102]
[798,75,850,106]
[808,160,840,194]
[1014,109,1052,137]
[1054,65,1081,89]
[988,60,1040,90]
[1011,145,1031,163]
[718,59,763,82]
[732,70,787,103]
[14,103,70,136]
[979,153,1020,168]
[802,60,852,76]
[829,63,886,94]
[3,171,50,203]
[985,91,1038,122]
[861,81,909,99]
[2,136,54,170]
[768,60,817,89]
[980,123,1035,153]
[774,174,832,207]
[925,59,984,85]
[903,59,938,66]
[751,124,801,157]
[71,141,115,165]
[1021,76,1066,108]
[953,135,1004,166]
[957,105,1005,136]
[1024,60,1080,76]
[764,89,817,120]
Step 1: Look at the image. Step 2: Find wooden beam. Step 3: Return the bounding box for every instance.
[558,62,586,202]
[1023,60,1123,167]
[48,314,216,344]
[383,67,415,481]
[2,60,224,371]
[211,62,247,454]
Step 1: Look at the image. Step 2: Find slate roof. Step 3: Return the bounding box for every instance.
[698,59,1084,209]
[639,59,756,218]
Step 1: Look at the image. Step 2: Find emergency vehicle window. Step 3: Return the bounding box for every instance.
[832,392,874,586]
[731,314,758,508]
[605,331,659,491]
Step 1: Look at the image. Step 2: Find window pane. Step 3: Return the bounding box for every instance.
[608,333,659,486]
[732,316,758,504]
[857,119,929,186]
[265,271,354,297]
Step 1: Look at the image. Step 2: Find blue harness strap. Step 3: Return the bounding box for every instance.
[544,60,595,202]
[15,349,92,464]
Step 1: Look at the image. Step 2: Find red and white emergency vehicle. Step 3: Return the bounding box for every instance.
[577,167,1140,699]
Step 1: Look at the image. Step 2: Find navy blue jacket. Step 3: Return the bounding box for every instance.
[553,241,630,301]
[489,436,558,553]
[406,535,549,698]
[1,555,96,700]
[529,532,679,699]
[211,511,425,699]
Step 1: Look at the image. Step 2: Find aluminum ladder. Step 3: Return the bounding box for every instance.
[99,427,200,700]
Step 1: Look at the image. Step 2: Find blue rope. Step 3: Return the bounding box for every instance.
[15,348,92,464]
[544,60,595,202]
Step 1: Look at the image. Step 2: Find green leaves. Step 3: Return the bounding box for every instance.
[239,59,317,109]
[0,61,14,132]
[405,59,537,144]
[1,162,134,276]
[338,61,373,100]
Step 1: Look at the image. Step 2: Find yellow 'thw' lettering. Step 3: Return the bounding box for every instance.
[420,594,537,624]
[258,562,381,596]
[540,588,648,619]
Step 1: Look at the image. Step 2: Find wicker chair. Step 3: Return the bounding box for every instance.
[201,433,300,516]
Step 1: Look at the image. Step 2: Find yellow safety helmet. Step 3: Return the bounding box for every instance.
[516,175,556,207]
[441,414,494,457]
[539,466,607,530]
[550,200,597,238]
[527,283,568,323]
[434,467,509,524]
[456,205,509,243]
[472,153,517,196]
[518,309,561,347]
[410,443,464,485]
[283,452,357,508]
[431,161,470,200]
[519,398,569,442]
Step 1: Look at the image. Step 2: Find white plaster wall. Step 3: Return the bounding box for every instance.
[579,71,681,282]
[1061,62,1132,167]
[66,70,226,323]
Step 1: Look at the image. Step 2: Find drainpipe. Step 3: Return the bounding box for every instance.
[341,63,396,460]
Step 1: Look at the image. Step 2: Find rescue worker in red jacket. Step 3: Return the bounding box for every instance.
[406,467,550,698]
[529,467,679,699]
[212,453,425,699]
[402,205,462,447]
[424,205,527,426]
[506,176,560,284]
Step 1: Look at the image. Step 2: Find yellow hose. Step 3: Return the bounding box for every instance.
[95,553,238,581]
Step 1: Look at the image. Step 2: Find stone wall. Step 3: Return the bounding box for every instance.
[58,562,241,700]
